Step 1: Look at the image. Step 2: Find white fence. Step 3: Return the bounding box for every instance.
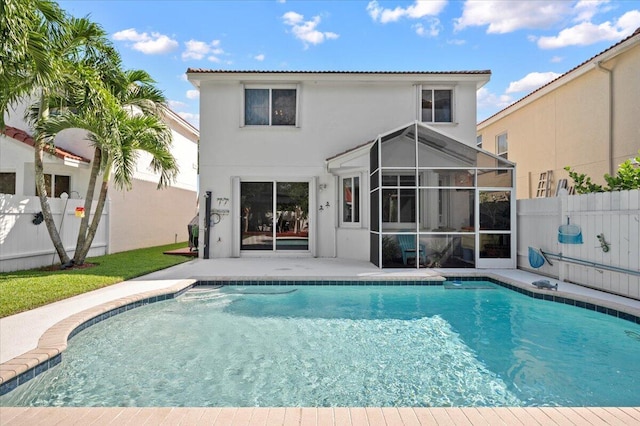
[0,194,108,272]
[518,190,640,300]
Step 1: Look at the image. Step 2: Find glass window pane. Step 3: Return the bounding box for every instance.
[36,174,52,196]
[245,89,269,125]
[382,189,397,223]
[479,191,511,230]
[353,177,360,222]
[399,189,416,222]
[421,90,433,122]
[434,90,452,122]
[382,174,398,186]
[0,172,16,194]
[399,175,416,186]
[54,175,70,198]
[343,178,353,223]
[420,169,474,187]
[272,89,296,125]
[479,234,511,258]
[276,182,308,250]
[496,133,508,154]
[241,182,274,250]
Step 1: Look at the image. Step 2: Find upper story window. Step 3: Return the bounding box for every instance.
[341,176,360,225]
[476,135,483,149]
[421,88,452,123]
[244,86,297,126]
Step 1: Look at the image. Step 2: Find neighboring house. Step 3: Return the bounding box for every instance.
[477,28,640,200]
[0,102,199,272]
[187,70,516,269]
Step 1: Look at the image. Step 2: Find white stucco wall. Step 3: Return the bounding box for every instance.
[192,72,488,260]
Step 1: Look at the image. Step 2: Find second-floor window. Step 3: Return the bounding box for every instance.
[421,88,452,123]
[244,87,297,126]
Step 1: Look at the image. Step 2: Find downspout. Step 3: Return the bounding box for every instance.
[595,61,614,175]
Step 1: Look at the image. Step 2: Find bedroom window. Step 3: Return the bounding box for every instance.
[421,88,452,123]
[244,87,297,126]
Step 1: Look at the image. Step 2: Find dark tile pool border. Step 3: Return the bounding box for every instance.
[2,276,639,397]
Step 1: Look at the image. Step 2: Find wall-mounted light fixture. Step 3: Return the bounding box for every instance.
[319,205,324,211]
[325,201,330,207]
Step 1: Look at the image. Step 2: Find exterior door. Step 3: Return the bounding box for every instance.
[240,181,309,252]
[475,189,516,268]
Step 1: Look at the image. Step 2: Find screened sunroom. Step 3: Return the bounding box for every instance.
[370,122,516,269]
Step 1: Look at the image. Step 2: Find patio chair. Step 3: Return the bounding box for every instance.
[397,234,427,266]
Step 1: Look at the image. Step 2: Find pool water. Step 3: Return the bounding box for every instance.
[2,283,640,407]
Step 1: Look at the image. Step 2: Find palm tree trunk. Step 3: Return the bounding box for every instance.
[34,95,70,265]
[74,165,109,264]
[73,146,101,264]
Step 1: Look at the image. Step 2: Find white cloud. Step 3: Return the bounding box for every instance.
[282,11,339,47]
[112,28,178,54]
[186,89,199,100]
[477,87,513,111]
[177,112,199,129]
[367,0,447,24]
[537,10,640,48]
[182,39,225,62]
[168,100,188,110]
[413,18,442,37]
[455,1,571,33]
[254,54,266,61]
[447,38,466,46]
[506,72,561,94]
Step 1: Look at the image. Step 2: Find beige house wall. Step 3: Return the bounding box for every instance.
[478,36,640,199]
[108,180,197,253]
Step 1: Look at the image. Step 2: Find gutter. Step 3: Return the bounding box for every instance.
[595,61,614,176]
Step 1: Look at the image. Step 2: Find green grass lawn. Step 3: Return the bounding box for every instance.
[0,242,193,318]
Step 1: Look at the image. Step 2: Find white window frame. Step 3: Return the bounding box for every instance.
[476,134,483,149]
[418,86,454,123]
[37,173,71,198]
[340,174,361,227]
[496,132,508,175]
[381,173,417,225]
[241,84,299,127]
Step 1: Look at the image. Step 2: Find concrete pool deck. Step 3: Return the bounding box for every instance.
[1,258,640,425]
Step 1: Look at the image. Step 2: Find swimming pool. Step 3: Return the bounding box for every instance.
[2,281,640,407]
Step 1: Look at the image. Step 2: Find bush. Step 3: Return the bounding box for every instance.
[565,150,640,194]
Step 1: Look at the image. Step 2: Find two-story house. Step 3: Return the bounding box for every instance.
[187,70,515,269]
[1,101,199,272]
[477,28,640,199]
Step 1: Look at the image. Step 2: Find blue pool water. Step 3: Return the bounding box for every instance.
[2,282,640,407]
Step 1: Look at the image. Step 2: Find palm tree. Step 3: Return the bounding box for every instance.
[2,0,114,266]
[38,69,178,265]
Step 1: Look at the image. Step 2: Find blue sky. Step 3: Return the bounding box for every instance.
[58,0,640,128]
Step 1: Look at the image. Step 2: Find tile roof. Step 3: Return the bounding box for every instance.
[187,69,491,75]
[478,27,640,126]
[1,126,91,163]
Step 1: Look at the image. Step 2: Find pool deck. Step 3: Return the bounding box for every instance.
[2,258,640,425]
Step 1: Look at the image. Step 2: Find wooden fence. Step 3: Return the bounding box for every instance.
[518,190,640,300]
[0,195,108,272]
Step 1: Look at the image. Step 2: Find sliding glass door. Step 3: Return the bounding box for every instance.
[241,181,309,251]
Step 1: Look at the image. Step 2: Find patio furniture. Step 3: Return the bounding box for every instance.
[397,234,427,266]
